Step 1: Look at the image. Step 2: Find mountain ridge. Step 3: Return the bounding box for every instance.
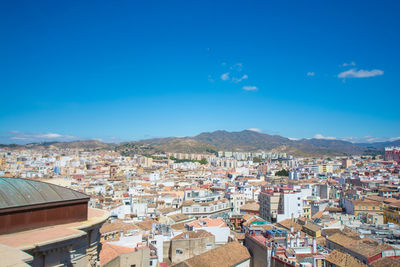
[1,130,398,156]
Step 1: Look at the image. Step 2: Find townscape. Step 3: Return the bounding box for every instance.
[2,1,400,267]
[1,144,400,266]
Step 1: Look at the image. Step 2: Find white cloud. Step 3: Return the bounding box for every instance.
[307,72,315,76]
[221,72,230,81]
[288,137,300,141]
[338,69,384,78]
[38,133,62,138]
[314,134,337,140]
[247,128,262,133]
[6,131,77,143]
[233,74,248,83]
[208,75,215,83]
[342,62,356,67]
[242,86,258,91]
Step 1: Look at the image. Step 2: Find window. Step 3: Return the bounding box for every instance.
[206,243,213,250]
[176,249,184,254]
[150,261,153,266]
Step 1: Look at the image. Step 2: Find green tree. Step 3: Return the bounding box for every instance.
[199,158,208,165]
[253,157,262,163]
[275,169,289,177]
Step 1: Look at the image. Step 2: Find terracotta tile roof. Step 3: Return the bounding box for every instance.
[135,219,157,231]
[100,242,135,266]
[187,218,226,228]
[158,207,176,214]
[322,228,342,237]
[170,221,187,231]
[324,207,343,212]
[351,239,394,258]
[100,219,138,234]
[327,233,358,247]
[181,200,195,206]
[325,250,368,267]
[302,222,321,233]
[371,257,400,267]
[311,210,324,220]
[174,241,250,267]
[171,230,214,240]
[328,233,395,258]
[277,219,302,232]
[240,202,259,211]
[168,213,189,223]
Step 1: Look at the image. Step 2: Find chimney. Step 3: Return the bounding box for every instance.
[312,238,317,253]
[290,226,294,233]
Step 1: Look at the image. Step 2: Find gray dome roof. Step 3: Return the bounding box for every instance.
[0,177,89,209]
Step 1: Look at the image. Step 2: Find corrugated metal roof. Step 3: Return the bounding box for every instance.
[0,178,89,209]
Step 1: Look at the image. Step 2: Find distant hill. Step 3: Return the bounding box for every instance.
[356,139,400,150]
[2,130,399,156]
[116,130,395,156]
[24,140,115,150]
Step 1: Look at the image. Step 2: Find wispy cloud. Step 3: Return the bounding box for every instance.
[242,86,258,91]
[247,128,262,133]
[221,72,230,81]
[342,62,356,67]
[338,69,384,78]
[232,74,248,83]
[6,131,77,143]
[314,134,400,143]
[307,72,315,76]
[218,62,258,90]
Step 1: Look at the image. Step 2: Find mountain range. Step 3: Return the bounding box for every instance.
[2,130,399,157]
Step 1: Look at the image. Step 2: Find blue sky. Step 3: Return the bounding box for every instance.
[1,0,399,144]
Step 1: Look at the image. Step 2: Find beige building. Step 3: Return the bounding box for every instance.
[165,230,215,264]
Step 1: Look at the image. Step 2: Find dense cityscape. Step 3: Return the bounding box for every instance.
[1,144,400,266]
[2,1,400,266]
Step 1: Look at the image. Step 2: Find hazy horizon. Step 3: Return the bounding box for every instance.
[1,1,399,144]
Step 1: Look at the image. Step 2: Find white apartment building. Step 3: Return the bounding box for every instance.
[259,186,303,223]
